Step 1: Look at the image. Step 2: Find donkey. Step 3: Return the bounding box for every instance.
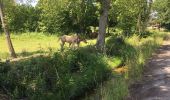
[60,35,87,50]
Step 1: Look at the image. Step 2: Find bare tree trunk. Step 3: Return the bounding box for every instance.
[137,0,152,34]
[137,12,142,34]
[0,0,16,58]
[142,0,153,31]
[107,17,110,34]
[96,0,110,52]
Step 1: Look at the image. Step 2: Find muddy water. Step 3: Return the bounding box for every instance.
[128,40,170,100]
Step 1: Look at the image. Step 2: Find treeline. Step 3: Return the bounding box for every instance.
[152,0,170,30]
[1,0,169,35]
[0,2,40,32]
[1,0,170,34]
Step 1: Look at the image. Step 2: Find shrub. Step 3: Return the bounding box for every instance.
[0,47,111,99]
[106,36,125,56]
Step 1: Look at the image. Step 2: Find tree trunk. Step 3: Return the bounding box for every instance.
[0,0,16,58]
[96,0,110,52]
[142,0,153,31]
[137,0,152,34]
[107,17,110,34]
[137,12,142,34]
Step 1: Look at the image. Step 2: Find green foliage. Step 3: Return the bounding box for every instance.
[38,0,99,34]
[83,76,128,100]
[110,0,152,35]
[153,0,170,30]
[0,0,168,99]
[106,36,126,56]
[101,77,128,100]
[37,0,63,33]
[112,0,139,35]
[125,33,164,81]
[106,31,166,81]
[0,47,112,99]
[0,31,167,99]
[6,4,40,32]
[0,32,60,59]
[1,0,154,35]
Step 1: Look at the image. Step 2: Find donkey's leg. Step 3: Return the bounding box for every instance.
[60,42,65,51]
[72,43,76,49]
[77,42,80,48]
[69,43,72,47]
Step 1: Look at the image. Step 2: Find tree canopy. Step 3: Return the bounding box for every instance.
[152,0,170,29]
[0,0,169,34]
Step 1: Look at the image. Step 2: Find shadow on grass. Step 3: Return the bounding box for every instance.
[18,50,47,57]
[0,49,51,60]
[0,46,113,100]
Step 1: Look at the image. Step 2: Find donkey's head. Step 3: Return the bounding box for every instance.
[83,38,87,43]
[76,35,87,44]
[80,38,87,44]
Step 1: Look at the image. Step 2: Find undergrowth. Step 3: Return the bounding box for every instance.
[0,31,168,100]
[0,47,115,100]
[83,31,168,100]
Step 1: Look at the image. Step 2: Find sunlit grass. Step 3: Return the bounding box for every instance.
[0,31,168,99]
[83,30,169,100]
[0,32,95,59]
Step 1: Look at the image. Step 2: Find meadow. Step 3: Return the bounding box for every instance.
[0,33,96,59]
[0,0,169,99]
[0,30,169,100]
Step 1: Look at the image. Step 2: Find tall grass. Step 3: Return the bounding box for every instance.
[0,31,168,100]
[0,46,123,100]
[83,31,168,100]
[125,32,165,81]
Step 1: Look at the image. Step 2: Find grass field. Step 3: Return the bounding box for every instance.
[0,30,168,99]
[0,33,95,59]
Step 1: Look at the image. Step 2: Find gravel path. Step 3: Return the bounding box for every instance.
[129,39,170,100]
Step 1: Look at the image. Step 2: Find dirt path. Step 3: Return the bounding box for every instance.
[129,39,170,100]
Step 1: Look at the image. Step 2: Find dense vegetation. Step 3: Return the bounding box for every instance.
[1,0,169,34]
[0,31,168,99]
[0,49,111,99]
[152,0,170,29]
[0,0,170,100]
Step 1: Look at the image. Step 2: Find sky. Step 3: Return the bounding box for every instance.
[16,0,38,6]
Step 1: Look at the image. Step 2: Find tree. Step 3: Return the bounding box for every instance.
[38,0,98,34]
[113,0,140,36]
[152,0,170,30]
[6,4,40,32]
[0,0,16,58]
[136,0,153,34]
[96,0,111,52]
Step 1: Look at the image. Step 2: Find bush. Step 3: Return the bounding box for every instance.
[0,48,111,99]
[106,36,125,56]
[106,32,165,81]
[106,35,137,64]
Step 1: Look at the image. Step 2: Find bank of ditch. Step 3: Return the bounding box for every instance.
[0,31,168,100]
[82,31,168,100]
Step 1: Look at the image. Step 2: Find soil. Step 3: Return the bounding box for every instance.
[128,39,170,100]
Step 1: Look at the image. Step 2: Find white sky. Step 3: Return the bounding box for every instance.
[16,0,38,6]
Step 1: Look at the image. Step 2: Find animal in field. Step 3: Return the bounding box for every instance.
[60,35,87,50]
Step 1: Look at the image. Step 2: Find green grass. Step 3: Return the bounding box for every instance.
[0,32,96,59]
[0,33,58,59]
[0,47,116,100]
[83,30,169,100]
[0,31,168,100]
